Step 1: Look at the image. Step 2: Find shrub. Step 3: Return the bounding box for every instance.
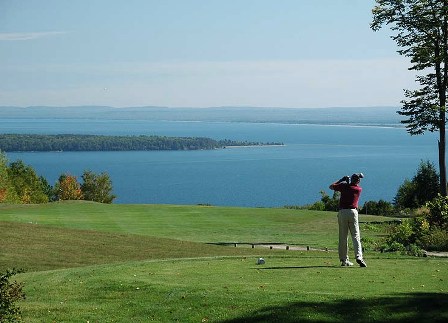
[425,194,448,230]
[379,197,448,254]
[379,219,426,255]
[387,219,414,245]
[419,227,448,251]
[406,244,425,257]
[380,241,407,253]
[360,236,380,251]
[307,201,325,211]
[0,268,25,322]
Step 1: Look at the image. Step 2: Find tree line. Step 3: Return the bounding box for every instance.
[0,152,115,204]
[0,134,282,152]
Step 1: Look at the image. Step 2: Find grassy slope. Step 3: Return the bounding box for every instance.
[1,202,447,322]
[0,201,390,247]
[0,221,281,272]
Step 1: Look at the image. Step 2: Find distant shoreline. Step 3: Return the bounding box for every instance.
[0,106,402,127]
[224,144,285,148]
[0,134,283,152]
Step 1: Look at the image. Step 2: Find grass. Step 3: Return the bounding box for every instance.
[0,221,279,272]
[17,255,448,322]
[0,201,391,248]
[1,201,447,322]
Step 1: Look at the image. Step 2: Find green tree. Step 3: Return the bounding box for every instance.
[7,160,49,204]
[0,152,19,203]
[394,178,418,209]
[360,199,395,216]
[319,190,340,212]
[81,170,116,203]
[371,0,448,196]
[394,161,440,209]
[413,160,440,204]
[39,175,54,201]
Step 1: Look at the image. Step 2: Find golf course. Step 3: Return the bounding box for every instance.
[1,201,447,322]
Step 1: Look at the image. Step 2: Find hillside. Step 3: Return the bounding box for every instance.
[1,202,447,322]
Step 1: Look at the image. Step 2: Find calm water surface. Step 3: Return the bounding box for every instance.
[2,119,438,207]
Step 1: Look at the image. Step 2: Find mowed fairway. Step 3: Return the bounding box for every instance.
[1,202,447,322]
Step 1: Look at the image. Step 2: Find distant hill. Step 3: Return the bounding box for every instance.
[0,106,402,127]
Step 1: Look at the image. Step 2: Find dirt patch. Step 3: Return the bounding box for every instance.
[425,251,448,258]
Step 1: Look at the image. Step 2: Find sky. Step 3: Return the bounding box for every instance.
[0,0,416,109]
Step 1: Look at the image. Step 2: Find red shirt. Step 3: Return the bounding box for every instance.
[332,183,362,209]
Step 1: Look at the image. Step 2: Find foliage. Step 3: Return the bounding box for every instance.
[317,190,340,212]
[81,170,116,204]
[54,174,83,201]
[0,152,116,204]
[0,152,19,203]
[0,268,25,322]
[395,179,417,209]
[413,160,441,204]
[0,134,280,152]
[425,194,448,229]
[418,227,448,251]
[381,194,448,253]
[359,199,395,216]
[306,200,325,211]
[379,216,430,255]
[371,0,448,196]
[7,160,49,204]
[293,190,340,211]
[385,220,414,246]
[38,176,54,202]
[394,160,440,209]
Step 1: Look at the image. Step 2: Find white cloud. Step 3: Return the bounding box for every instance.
[0,31,66,41]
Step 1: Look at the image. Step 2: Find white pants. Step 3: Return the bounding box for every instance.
[338,208,363,262]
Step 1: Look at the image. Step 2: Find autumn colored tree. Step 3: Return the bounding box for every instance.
[55,174,83,201]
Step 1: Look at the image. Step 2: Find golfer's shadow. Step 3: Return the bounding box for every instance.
[255,265,336,270]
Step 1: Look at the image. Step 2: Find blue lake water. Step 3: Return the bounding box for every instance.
[2,119,438,207]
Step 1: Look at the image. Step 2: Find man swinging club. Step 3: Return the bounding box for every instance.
[329,173,367,267]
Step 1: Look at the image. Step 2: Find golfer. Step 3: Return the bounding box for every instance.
[329,173,367,267]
